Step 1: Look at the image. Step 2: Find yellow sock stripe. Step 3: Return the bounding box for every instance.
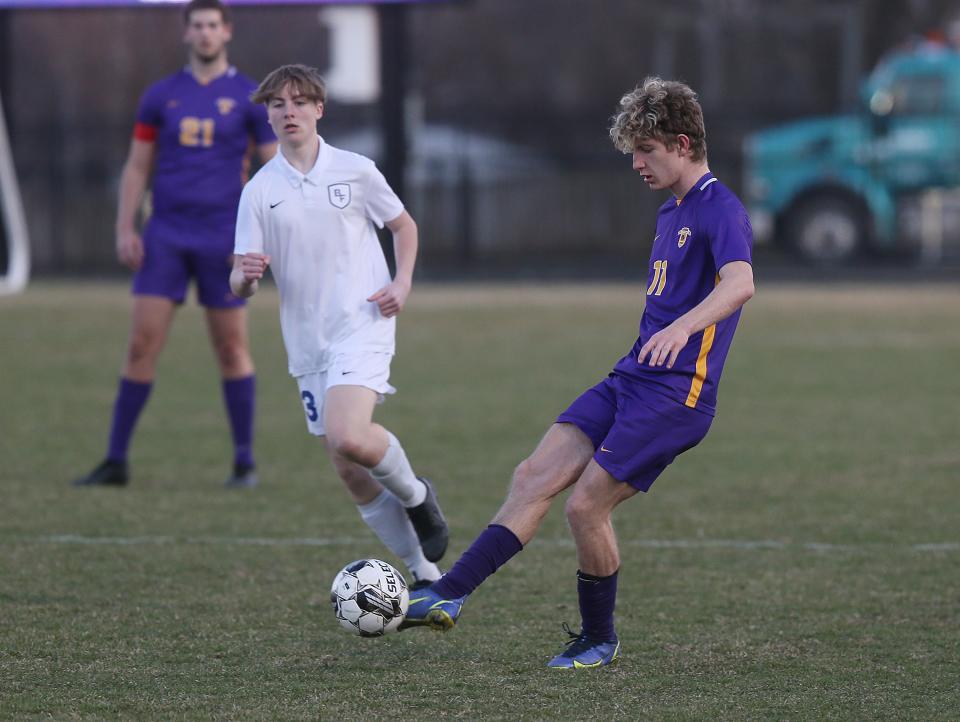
[685,323,716,408]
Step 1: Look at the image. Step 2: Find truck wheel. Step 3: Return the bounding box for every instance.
[785,197,867,264]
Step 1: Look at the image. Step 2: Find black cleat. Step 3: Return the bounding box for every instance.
[72,459,128,487]
[405,477,449,563]
[225,463,258,489]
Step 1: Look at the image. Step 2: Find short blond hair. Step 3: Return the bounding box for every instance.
[609,77,707,161]
[251,64,327,105]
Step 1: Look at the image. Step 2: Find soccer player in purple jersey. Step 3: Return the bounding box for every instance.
[402,78,755,669]
[72,0,276,489]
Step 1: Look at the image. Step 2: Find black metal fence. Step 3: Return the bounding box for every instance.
[6,0,960,275]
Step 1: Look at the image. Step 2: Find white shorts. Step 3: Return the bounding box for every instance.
[295,352,396,436]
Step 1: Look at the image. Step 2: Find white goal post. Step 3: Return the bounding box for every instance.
[0,92,29,296]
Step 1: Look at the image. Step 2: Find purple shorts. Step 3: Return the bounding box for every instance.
[132,219,244,309]
[557,374,713,492]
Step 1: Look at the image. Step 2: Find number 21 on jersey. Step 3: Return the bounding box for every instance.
[179,117,215,147]
[647,259,668,296]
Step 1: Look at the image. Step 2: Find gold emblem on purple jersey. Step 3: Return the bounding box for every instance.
[677,227,692,248]
[216,97,237,116]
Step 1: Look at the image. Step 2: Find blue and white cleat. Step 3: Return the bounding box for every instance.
[399,586,465,631]
[546,623,621,669]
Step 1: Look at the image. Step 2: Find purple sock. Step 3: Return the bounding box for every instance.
[222,375,255,469]
[106,378,153,463]
[432,524,523,599]
[578,569,618,642]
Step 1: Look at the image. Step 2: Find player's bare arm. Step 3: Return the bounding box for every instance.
[638,260,754,368]
[115,138,156,271]
[367,210,418,318]
[230,252,270,298]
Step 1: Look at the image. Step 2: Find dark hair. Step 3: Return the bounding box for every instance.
[252,64,328,105]
[183,0,231,25]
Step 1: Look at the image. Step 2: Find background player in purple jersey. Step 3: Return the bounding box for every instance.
[401,77,755,669]
[72,0,276,489]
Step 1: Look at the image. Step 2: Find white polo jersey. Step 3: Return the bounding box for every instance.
[234,137,405,377]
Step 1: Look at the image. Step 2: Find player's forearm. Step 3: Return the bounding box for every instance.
[115,163,150,232]
[391,219,419,286]
[675,264,754,336]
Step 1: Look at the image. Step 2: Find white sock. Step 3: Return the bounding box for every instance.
[357,491,441,584]
[369,432,426,508]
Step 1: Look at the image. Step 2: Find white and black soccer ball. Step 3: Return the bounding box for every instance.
[330,559,409,636]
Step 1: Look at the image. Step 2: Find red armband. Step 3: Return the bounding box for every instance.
[133,122,158,142]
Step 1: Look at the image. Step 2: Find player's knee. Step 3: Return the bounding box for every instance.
[214,339,251,375]
[126,333,160,367]
[327,431,373,465]
[564,492,596,528]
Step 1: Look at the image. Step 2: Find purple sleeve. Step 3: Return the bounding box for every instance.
[246,99,275,146]
[135,82,165,129]
[706,199,753,270]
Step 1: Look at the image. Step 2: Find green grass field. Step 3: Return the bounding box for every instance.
[1,280,958,721]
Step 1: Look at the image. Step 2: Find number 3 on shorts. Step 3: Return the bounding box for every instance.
[301,390,319,422]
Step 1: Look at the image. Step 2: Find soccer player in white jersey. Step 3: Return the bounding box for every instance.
[230,64,448,585]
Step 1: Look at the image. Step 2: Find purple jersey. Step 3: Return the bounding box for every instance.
[612,173,752,415]
[134,66,274,237]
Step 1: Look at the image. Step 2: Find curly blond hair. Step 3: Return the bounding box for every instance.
[609,77,706,161]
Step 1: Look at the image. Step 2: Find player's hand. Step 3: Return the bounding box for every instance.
[240,253,271,283]
[116,228,144,271]
[636,323,690,369]
[367,278,411,318]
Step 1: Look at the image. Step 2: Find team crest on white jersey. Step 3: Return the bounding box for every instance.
[677,227,692,248]
[216,97,236,115]
[328,183,352,209]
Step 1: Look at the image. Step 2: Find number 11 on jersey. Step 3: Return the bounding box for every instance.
[647,259,668,296]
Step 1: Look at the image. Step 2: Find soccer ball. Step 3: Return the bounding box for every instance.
[330,559,409,636]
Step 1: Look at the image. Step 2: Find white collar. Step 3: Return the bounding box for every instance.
[277,135,330,188]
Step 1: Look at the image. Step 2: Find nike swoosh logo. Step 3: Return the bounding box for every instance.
[600,446,613,453]
[269,200,285,209]
[341,371,354,376]
[408,595,453,611]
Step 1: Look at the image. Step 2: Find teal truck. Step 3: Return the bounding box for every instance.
[743,48,960,263]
